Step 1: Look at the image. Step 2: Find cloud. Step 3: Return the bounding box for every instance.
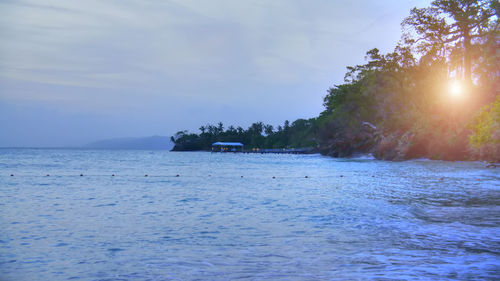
[0,0,432,146]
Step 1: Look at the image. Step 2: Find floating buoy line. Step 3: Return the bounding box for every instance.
[2,173,359,179]
[2,173,487,181]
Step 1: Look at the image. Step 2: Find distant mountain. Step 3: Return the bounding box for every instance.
[84,136,173,150]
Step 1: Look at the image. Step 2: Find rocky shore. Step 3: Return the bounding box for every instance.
[318,120,496,162]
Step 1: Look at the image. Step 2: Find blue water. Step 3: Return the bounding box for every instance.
[0,149,499,280]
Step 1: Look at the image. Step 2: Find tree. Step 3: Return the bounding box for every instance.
[227,125,236,134]
[403,0,497,86]
[237,126,244,135]
[249,122,264,135]
[264,124,274,136]
[468,94,500,161]
[217,122,224,134]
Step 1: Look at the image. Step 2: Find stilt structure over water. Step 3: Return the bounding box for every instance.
[249,147,315,154]
[212,141,314,154]
[212,142,244,152]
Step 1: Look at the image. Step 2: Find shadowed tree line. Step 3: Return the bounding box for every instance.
[172,0,499,161]
[171,119,317,151]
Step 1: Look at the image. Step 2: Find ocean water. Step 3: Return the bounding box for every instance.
[0,149,499,280]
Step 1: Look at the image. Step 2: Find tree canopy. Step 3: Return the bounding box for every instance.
[171,119,317,151]
[172,0,499,161]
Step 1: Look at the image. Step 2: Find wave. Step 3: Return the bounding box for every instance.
[349,153,376,160]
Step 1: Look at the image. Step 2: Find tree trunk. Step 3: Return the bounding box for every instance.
[463,31,472,86]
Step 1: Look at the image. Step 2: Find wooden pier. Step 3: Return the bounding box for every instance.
[211,141,315,154]
[244,147,315,154]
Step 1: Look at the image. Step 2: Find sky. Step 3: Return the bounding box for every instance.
[0,0,431,147]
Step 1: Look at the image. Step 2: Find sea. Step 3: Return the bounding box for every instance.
[0,149,499,280]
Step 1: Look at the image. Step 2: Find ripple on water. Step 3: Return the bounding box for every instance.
[93,203,117,207]
[0,150,498,280]
[107,248,125,253]
[411,205,500,227]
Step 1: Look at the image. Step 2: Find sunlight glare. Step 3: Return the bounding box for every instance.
[449,81,462,98]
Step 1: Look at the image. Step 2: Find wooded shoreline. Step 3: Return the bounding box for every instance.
[172,0,499,163]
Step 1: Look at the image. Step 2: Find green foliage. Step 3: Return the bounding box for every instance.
[468,95,500,161]
[171,119,317,151]
[170,131,202,151]
[172,0,499,161]
[402,0,497,85]
[317,0,499,160]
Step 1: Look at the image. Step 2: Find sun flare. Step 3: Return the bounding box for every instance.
[449,81,462,97]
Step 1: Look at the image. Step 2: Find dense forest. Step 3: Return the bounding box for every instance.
[172,0,499,162]
[170,119,317,151]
